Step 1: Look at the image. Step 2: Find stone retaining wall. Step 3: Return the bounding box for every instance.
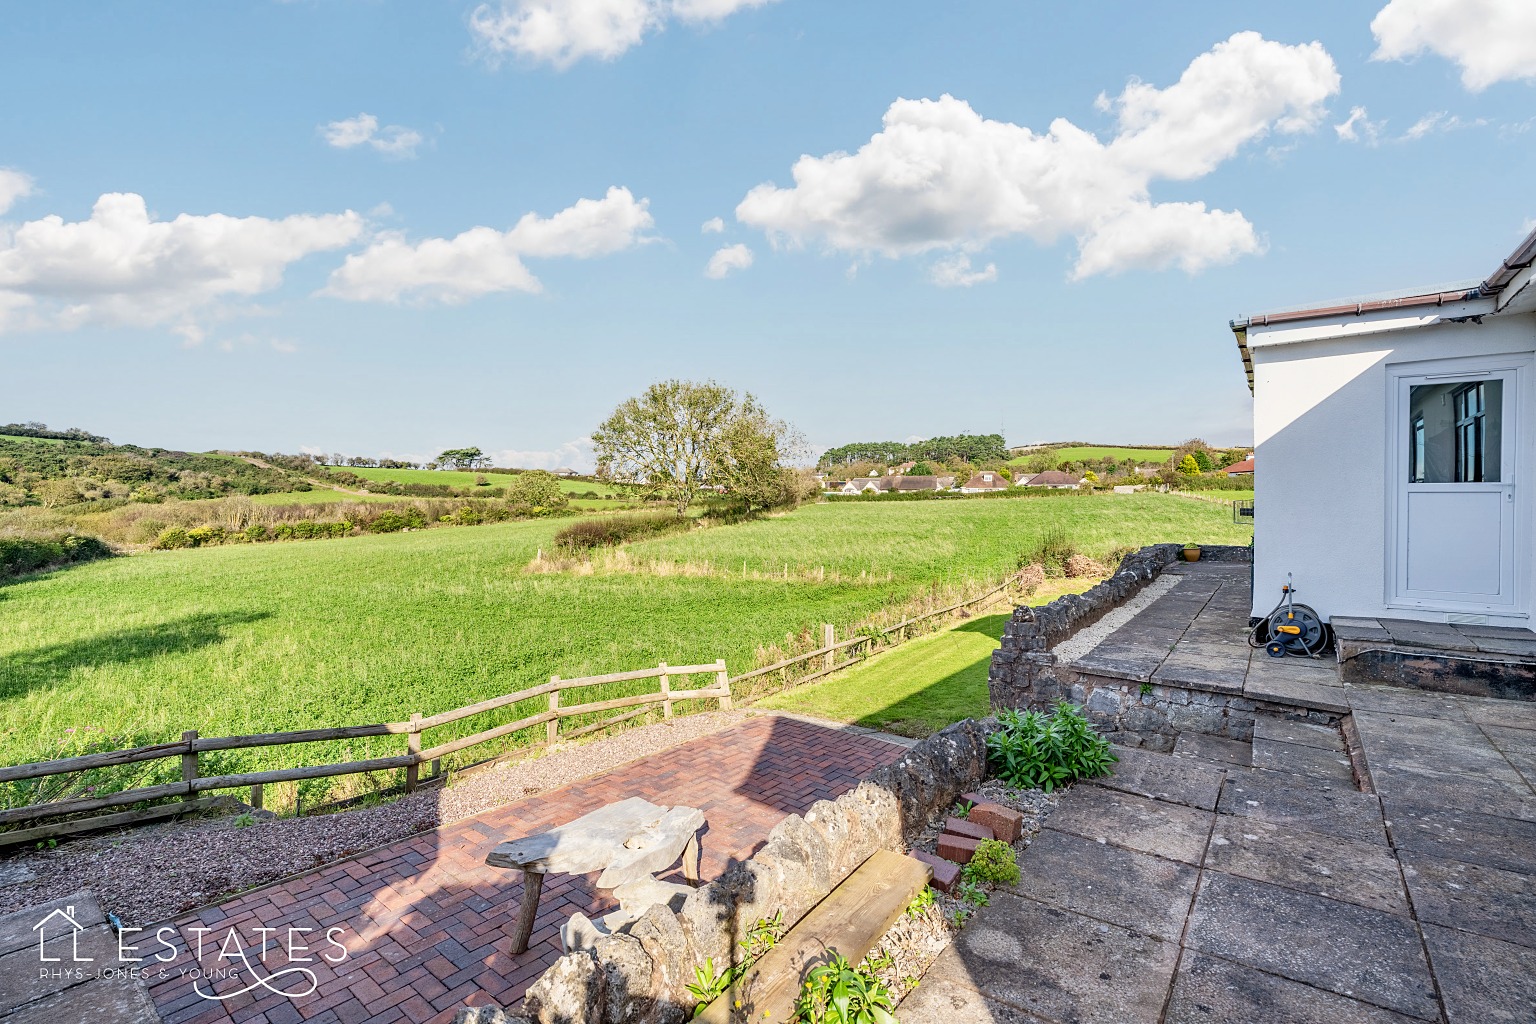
[514,718,996,1024]
[987,543,1255,744]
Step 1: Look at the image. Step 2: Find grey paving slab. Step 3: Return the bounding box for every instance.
[1186,872,1439,1021]
[1452,622,1536,640]
[913,893,1179,1024]
[1173,733,1252,767]
[895,978,1042,1023]
[1421,923,1536,1024]
[1017,829,1199,940]
[1042,786,1214,866]
[1092,745,1227,811]
[1400,849,1536,949]
[1368,764,1536,821]
[1165,952,1426,1024]
[1334,623,1395,643]
[1204,817,1410,915]
[1152,652,1247,693]
[1352,709,1498,752]
[1383,800,1536,875]
[1251,738,1356,785]
[1218,768,1387,845]
[1469,636,1536,656]
[0,892,104,958]
[1380,618,1463,639]
[2,976,162,1024]
[1245,672,1350,714]
[1346,687,1470,720]
[0,924,121,1012]
[1252,716,1344,751]
[1460,697,1536,731]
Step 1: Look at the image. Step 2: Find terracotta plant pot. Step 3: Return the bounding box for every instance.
[1182,546,1201,562]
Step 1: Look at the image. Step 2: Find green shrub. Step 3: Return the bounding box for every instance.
[154,527,192,550]
[0,532,114,580]
[367,509,427,533]
[245,524,269,542]
[185,525,226,547]
[553,510,687,553]
[1025,527,1079,578]
[987,701,1117,792]
[963,839,1020,886]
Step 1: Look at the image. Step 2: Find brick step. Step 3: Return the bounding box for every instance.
[937,834,980,865]
[908,850,961,893]
[943,816,993,842]
[959,796,1025,843]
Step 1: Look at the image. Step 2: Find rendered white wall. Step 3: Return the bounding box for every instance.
[1249,310,1536,622]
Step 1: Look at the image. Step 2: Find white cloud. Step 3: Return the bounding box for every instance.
[1371,0,1536,91]
[0,192,362,338]
[321,113,425,159]
[701,216,725,234]
[1401,111,1489,140]
[735,32,1337,281]
[929,253,997,287]
[1334,105,1384,144]
[0,168,34,215]
[491,438,595,472]
[704,242,753,278]
[321,186,653,303]
[468,0,777,69]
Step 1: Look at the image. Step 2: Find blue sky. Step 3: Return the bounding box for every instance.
[3,0,1533,467]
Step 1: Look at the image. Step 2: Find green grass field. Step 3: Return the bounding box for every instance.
[0,434,67,446]
[1010,445,1175,465]
[0,493,1248,805]
[330,466,621,497]
[757,577,1097,734]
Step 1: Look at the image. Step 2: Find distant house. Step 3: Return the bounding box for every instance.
[894,475,956,492]
[554,468,579,477]
[1225,457,1255,476]
[960,472,1010,493]
[887,461,917,476]
[1230,224,1535,624]
[1025,471,1082,489]
[839,477,894,495]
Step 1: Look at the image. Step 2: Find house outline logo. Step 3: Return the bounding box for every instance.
[34,904,92,963]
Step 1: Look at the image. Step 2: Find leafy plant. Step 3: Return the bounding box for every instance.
[904,886,937,919]
[793,951,897,1024]
[962,839,1019,887]
[232,812,257,828]
[1140,682,1153,696]
[687,958,734,1018]
[950,799,974,819]
[987,701,1117,792]
[955,879,990,908]
[949,906,974,928]
[741,911,784,961]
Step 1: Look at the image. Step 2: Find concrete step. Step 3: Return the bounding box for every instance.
[1173,732,1253,767]
[1333,617,1536,700]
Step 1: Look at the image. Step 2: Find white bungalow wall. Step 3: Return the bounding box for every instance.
[1248,302,1536,623]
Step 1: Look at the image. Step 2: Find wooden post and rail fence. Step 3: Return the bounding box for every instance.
[0,576,1014,849]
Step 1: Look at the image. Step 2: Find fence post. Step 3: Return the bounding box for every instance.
[181,730,198,802]
[715,659,732,711]
[659,662,672,719]
[822,624,834,671]
[548,677,561,744]
[250,784,263,811]
[405,713,422,794]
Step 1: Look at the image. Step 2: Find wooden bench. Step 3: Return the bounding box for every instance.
[696,849,931,1023]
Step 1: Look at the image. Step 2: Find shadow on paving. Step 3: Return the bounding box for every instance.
[899,707,1536,1019]
[138,714,904,1024]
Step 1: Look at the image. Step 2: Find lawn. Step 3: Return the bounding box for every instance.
[756,577,1097,735]
[0,492,1247,804]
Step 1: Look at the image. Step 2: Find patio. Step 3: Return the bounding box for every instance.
[139,714,907,1024]
[910,560,1536,1023]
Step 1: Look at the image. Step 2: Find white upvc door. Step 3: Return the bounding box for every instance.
[1389,356,1527,616]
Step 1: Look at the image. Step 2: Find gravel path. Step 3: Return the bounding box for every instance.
[1051,574,1182,663]
[0,709,754,927]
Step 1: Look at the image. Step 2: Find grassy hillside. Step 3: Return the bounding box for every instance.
[1010,445,1175,465]
[0,493,1248,805]
[332,466,620,497]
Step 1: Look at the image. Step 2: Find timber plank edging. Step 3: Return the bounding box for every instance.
[695,849,931,1024]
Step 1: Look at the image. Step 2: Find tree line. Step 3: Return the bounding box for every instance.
[817,433,1009,468]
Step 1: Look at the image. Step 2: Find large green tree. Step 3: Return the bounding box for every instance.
[593,380,800,517]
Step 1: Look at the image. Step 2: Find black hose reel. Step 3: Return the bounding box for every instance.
[1249,573,1329,658]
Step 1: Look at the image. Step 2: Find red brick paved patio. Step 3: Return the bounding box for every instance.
[145,715,904,1024]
